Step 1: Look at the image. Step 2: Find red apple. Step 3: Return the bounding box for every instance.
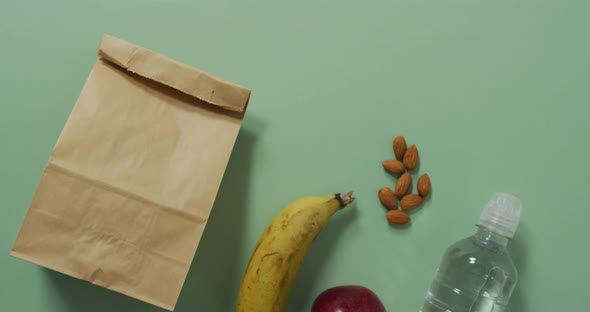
[311,285,387,312]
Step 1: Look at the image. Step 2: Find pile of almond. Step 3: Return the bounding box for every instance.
[379,136,431,225]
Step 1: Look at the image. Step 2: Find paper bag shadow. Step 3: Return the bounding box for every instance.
[45,127,258,312]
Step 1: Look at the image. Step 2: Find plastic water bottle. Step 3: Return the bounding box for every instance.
[419,193,522,312]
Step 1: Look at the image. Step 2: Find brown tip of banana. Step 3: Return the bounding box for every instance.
[336,192,355,208]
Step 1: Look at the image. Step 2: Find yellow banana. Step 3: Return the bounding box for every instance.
[237,192,355,312]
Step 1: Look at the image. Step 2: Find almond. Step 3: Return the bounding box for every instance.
[394,171,412,197]
[378,187,397,210]
[403,144,419,170]
[393,136,407,161]
[417,174,431,198]
[386,209,410,225]
[382,159,405,175]
[400,194,423,211]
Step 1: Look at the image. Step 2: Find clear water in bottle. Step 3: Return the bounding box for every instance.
[420,193,522,312]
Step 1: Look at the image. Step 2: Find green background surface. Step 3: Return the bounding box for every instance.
[1,1,588,311]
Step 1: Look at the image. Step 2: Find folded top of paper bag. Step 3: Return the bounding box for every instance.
[99,34,250,113]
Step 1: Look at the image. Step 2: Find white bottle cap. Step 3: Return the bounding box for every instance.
[479,192,522,238]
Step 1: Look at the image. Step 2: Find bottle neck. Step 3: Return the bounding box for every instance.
[474,225,511,249]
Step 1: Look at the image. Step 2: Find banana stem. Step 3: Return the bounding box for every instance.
[337,192,355,208]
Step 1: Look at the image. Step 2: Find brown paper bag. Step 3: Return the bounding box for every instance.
[10,34,251,311]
